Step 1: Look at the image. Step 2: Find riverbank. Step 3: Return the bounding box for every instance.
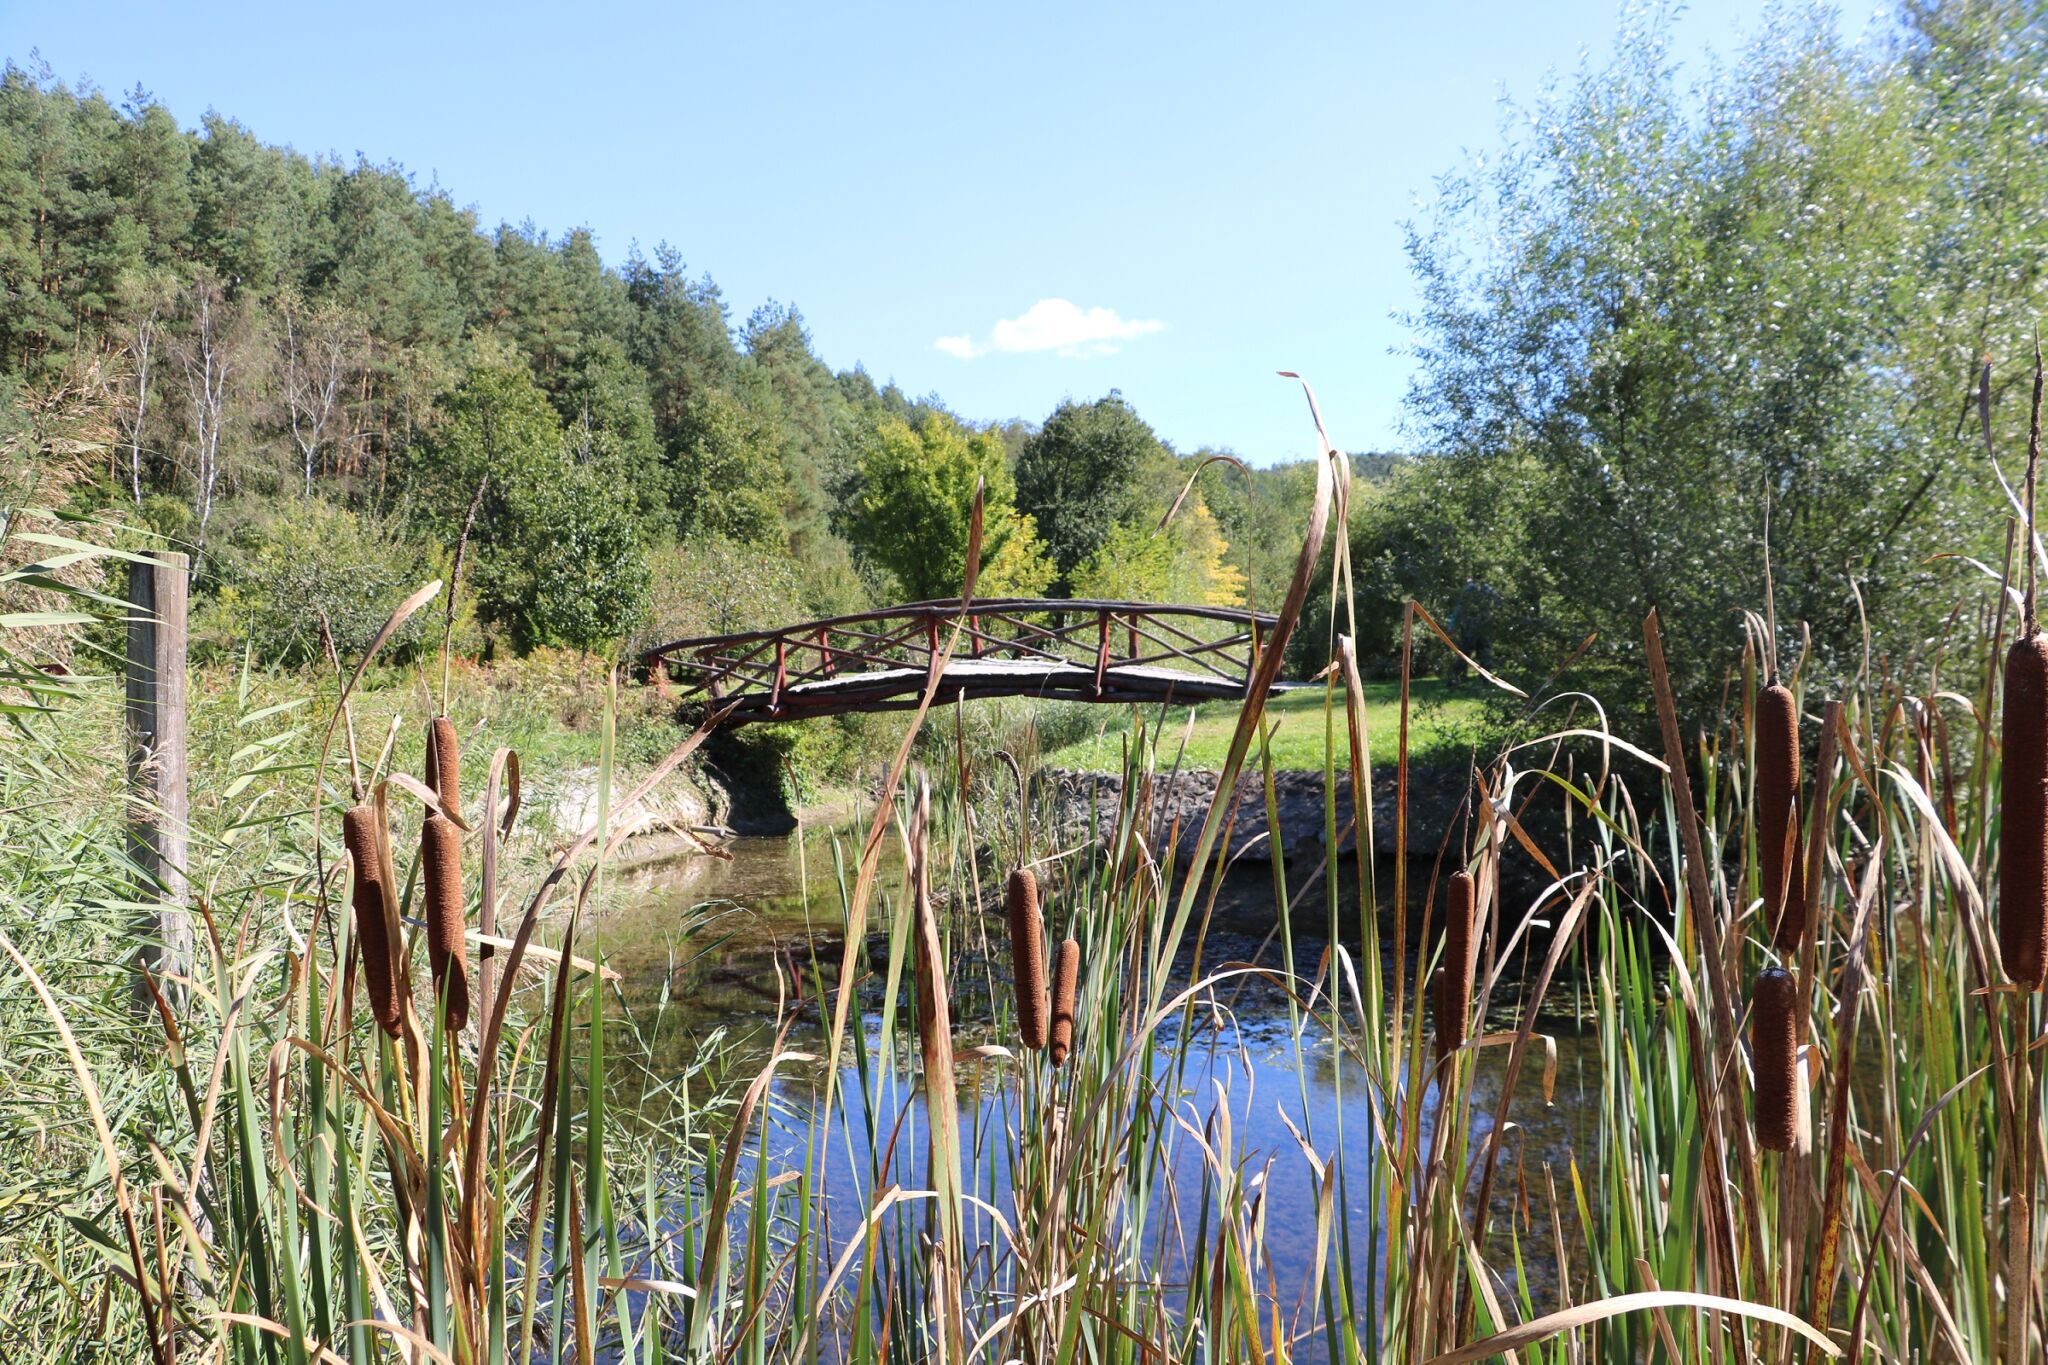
[1045,762,1469,862]
[1038,678,1483,771]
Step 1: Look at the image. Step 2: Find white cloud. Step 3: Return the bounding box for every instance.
[933,298,1166,359]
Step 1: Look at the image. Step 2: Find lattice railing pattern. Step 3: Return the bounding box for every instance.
[642,598,1279,715]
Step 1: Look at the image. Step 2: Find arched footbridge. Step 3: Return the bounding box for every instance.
[642,599,1288,726]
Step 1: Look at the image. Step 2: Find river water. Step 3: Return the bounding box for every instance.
[578,823,1600,1352]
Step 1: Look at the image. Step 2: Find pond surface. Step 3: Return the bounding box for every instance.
[575,821,1603,1354]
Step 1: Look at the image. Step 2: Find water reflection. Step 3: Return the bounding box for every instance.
[570,824,1599,1358]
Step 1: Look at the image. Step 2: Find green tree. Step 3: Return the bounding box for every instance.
[671,388,788,548]
[493,455,650,652]
[837,411,1053,601]
[740,301,851,545]
[215,499,431,664]
[624,244,740,443]
[553,336,664,527]
[414,362,648,652]
[1070,498,1246,607]
[1016,393,1172,585]
[1395,5,2044,716]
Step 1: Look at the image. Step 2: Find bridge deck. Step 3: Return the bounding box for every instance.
[644,599,1285,726]
[699,658,1258,725]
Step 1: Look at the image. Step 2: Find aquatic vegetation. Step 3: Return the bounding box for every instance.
[8,366,2048,1362]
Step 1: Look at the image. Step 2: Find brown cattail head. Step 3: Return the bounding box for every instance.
[343,804,402,1037]
[426,715,461,816]
[421,813,470,1032]
[1441,869,1477,1056]
[1006,868,1048,1050]
[1049,938,1079,1067]
[1751,966,1799,1153]
[1429,966,1452,1067]
[2002,635,2048,989]
[1756,682,1807,951]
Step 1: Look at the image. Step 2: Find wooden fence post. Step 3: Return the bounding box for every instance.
[127,551,191,1010]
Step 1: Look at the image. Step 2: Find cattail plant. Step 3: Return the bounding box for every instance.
[1751,966,1798,1153]
[426,714,461,814]
[1756,681,1806,951]
[2004,634,2048,989]
[1440,868,1477,1057]
[1049,939,1078,1068]
[1006,867,1048,1050]
[421,813,470,1032]
[1429,966,1451,1067]
[342,803,402,1037]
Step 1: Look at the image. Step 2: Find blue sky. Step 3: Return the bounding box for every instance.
[9,0,1886,464]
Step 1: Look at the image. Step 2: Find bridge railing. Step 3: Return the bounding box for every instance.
[642,598,1280,711]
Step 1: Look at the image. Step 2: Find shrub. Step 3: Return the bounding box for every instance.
[210,500,435,665]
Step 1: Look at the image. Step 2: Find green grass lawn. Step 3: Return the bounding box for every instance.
[1040,678,1485,772]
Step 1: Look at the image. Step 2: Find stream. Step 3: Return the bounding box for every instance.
[572,820,1603,1353]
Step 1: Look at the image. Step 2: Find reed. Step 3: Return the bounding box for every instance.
[1756,680,1806,950]
[21,397,2048,1365]
[421,811,470,1032]
[1750,966,1798,1153]
[1005,866,1047,1050]
[2003,633,2048,987]
[342,801,402,1037]
[1429,965,1450,1066]
[1048,937,1078,1067]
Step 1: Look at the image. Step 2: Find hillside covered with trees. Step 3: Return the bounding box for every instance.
[0,60,1304,686]
[8,0,2048,736]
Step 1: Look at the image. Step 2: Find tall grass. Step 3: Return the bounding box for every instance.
[9,368,2048,1362]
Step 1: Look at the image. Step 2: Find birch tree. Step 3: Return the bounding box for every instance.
[176,279,234,571]
[116,305,158,507]
[277,292,361,496]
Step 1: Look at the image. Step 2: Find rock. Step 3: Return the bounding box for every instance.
[542,764,719,848]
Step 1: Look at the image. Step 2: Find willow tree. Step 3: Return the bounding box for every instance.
[1393,2,2046,718]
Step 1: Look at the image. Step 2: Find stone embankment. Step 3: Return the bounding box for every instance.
[1046,764,1466,866]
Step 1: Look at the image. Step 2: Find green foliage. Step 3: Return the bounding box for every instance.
[551,336,666,529]
[739,301,853,546]
[1015,392,1172,583]
[1396,4,2048,717]
[1200,456,1325,610]
[211,499,434,664]
[1068,519,1173,601]
[0,69,886,669]
[643,534,807,649]
[1069,496,1246,606]
[625,244,740,440]
[836,411,1054,600]
[416,362,650,653]
[671,390,789,548]
[492,455,650,653]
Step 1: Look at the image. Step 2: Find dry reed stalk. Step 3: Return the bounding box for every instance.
[1049,939,1078,1067]
[2003,634,2048,988]
[1430,966,1451,1067]
[1756,682,1806,950]
[1006,868,1048,1050]
[1442,869,1477,1056]
[1752,966,1799,1153]
[343,804,402,1037]
[907,778,965,1359]
[427,715,461,814]
[2010,1190,2035,1363]
[422,813,470,1032]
